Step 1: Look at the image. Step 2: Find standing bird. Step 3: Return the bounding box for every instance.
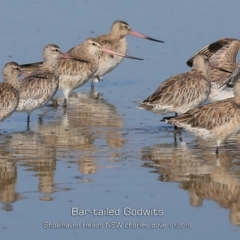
[186,38,240,102]
[90,20,164,88]
[0,62,22,121]
[165,61,240,155]
[60,37,143,106]
[21,38,143,107]
[138,54,217,116]
[17,44,70,123]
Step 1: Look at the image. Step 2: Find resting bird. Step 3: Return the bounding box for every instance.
[165,61,240,155]
[186,38,240,102]
[139,54,218,116]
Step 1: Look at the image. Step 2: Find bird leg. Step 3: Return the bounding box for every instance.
[215,146,219,157]
[174,112,179,130]
[27,114,30,124]
[173,127,183,147]
[63,98,67,108]
[38,117,43,125]
[50,98,59,108]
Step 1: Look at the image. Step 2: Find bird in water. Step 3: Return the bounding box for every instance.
[138,54,219,116]
[17,44,71,123]
[20,20,164,90]
[165,60,240,155]
[186,38,240,102]
[0,62,22,121]
[20,38,143,107]
[89,20,164,88]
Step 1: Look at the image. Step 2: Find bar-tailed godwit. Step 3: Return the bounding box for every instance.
[17,44,70,123]
[165,61,240,154]
[186,38,240,102]
[90,20,164,87]
[21,38,143,107]
[60,37,143,107]
[0,62,21,121]
[138,54,216,115]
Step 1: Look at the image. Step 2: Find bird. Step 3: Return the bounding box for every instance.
[16,44,70,123]
[60,37,143,107]
[90,20,164,88]
[165,60,240,155]
[0,62,22,121]
[21,38,143,107]
[138,54,217,116]
[186,38,240,102]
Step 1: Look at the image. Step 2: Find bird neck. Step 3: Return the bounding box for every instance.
[233,81,240,104]
[108,30,126,40]
[42,59,58,72]
[203,67,210,80]
[4,74,19,90]
[196,65,209,80]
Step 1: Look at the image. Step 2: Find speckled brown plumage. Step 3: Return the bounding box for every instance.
[139,54,211,115]
[60,38,118,106]
[186,38,240,102]
[90,20,163,87]
[17,44,63,122]
[165,64,240,154]
[21,37,142,107]
[0,62,21,121]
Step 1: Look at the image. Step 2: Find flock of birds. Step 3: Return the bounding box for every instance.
[1,20,240,155]
[139,38,240,155]
[1,20,162,122]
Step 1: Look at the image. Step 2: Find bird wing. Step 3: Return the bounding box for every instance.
[67,44,91,63]
[169,98,237,130]
[186,38,240,68]
[0,83,18,109]
[20,61,43,73]
[142,71,209,108]
[19,71,58,101]
[58,58,95,77]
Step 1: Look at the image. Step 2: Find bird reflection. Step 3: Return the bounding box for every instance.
[35,89,126,175]
[5,130,57,202]
[0,89,126,210]
[141,140,240,226]
[0,132,55,210]
[0,155,19,211]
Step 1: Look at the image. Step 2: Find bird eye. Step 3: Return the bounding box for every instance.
[92,42,97,46]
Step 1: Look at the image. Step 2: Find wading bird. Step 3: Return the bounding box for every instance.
[139,54,218,116]
[21,38,143,107]
[165,61,240,155]
[0,62,22,121]
[17,44,71,123]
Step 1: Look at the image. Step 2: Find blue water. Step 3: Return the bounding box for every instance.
[0,1,240,239]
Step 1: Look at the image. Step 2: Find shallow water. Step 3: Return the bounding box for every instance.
[1,1,240,239]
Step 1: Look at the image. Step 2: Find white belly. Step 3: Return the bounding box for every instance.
[94,54,124,77]
[59,73,94,91]
[208,83,234,103]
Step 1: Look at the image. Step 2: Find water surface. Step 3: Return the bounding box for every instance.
[1,1,240,239]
